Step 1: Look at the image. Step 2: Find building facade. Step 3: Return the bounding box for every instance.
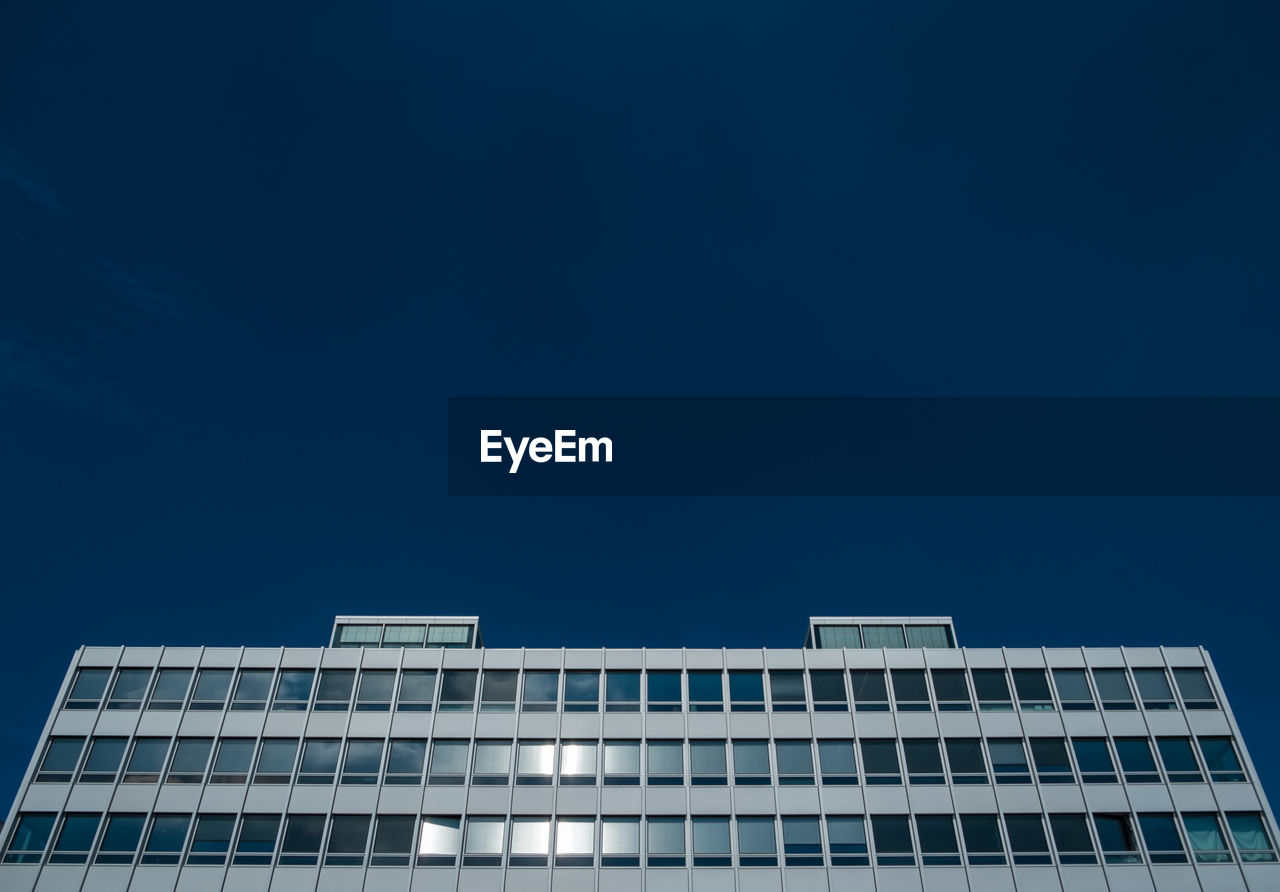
[2,615,1277,892]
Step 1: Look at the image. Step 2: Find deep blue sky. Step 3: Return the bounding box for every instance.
[2,1,1279,811]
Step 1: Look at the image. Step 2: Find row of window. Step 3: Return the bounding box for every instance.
[6,810,1274,869]
[35,733,1245,788]
[810,624,956,650]
[332,624,476,649]
[62,663,1221,715]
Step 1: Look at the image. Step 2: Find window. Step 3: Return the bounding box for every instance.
[740,817,780,867]
[335,624,381,648]
[907,624,953,648]
[190,668,233,710]
[604,740,640,785]
[123,737,171,784]
[690,740,726,785]
[210,738,256,784]
[1052,668,1095,710]
[1005,814,1052,865]
[827,816,869,865]
[5,814,56,863]
[298,738,341,784]
[1049,814,1097,864]
[687,671,723,711]
[254,739,298,784]
[382,624,425,647]
[775,740,815,785]
[850,669,889,711]
[107,668,152,710]
[647,740,683,784]
[509,817,550,866]
[560,741,597,784]
[816,625,861,648]
[272,669,314,710]
[472,740,511,785]
[1132,668,1177,709]
[80,737,127,783]
[1114,737,1160,783]
[326,815,371,866]
[439,669,477,711]
[733,740,771,784]
[429,740,469,785]
[233,814,280,865]
[418,817,461,866]
[1157,737,1203,783]
[916,815,960,865]
[555,818,595,867]
[1092,669,1136,710]
[809,670,847,710]
[385,739,427,784]
[891,669,930,711]
[605,671,640,712]
[931,669,972,711]
[517,740,555,785]
[142,814,192,864]
[863,625,906,648]
[1182,813,1231,863]
[1227,813,1277,863]
[602,817,640,866]
[728,671,764,711]
[647,817,685,866]
[1011,668,1054,710]
[356,670,396,711]
[861,739,902,785]
[523,671,560,711]
[49,813,101,864]
[187,814,234,865]
[1198,737,1245,782]
[817,739,857,784]
[871,815,914,866]
[426,624,472,648]
[1094,813,1142,864]
[279,814,325,865]
[1030,738,1073,784]
[397,669,436,711]
[693,817,731,866]
[65,668,111,709]
[942,738,986,784]
[903,738,944,784]
[1173,668,1217,709]
[1138,813,1187,864]
[36,737,85,783]
[96,814,146,864]
[648,671,682,711]
[341,740,384,784]
[1072,738,1117,784]
[960,814,1005,866]
[564,671,599,712]
[972,669,1013,711]
[371,815,415,866]
[480,669,517,712]
[315,669,355,711]
[987,738,1030,784]
[769,670,806,711]
[148,668,192,710]
[231,669,273,711]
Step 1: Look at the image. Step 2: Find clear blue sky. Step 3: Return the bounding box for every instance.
[2,1,1278,809]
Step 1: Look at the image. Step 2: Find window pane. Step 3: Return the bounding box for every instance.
[687,671,723,703]
[108,669,152,706]
[431,741,469,776]
[606,671,639,703]
[1049,814,1095,855]
[1006,815,1050,854]
[556,818,594,856]
[256,739,298,777]
[326,816,370,858]
[145,815,192,853]
[398,670,436,706]
[357,671,396,705]
[1227,813,1276,861]
[1173,668,1215,704]
[479,670,517,704]
[149,669,193,707]
[387,740,427,775]
[693,817,730,854]
[440,670,477,702]
[561,742,597,777]
[769,671,805,703]
[648,671,682,703]
[907,625,951,648]
[518,741,555,777]
[1053,669,1094,706]
[419,817,461,855]
[728,671,763,703]
[316,670,355,705]
[916,816,958,854]
[818,740,856,777]
[648,818,685,854]
[1138,814,1184,859]
[972,670,1011,703]
[602,819,639,854]
[733,740,770,776]
[960,815,1004,854]
[426,624,472,646]
[1183,814,1230,862]
[1012,669,1051,702]
[690,741,726,775]
[738,817,776,854]
[809,670,846,703]
[863,625,906,648]
[931,670,971,704]
[371,817,415,862]
[237,815,281,856]
[510,818,550,855]
[382,624,425,645]
[473,741,511,776]
[871,815,913,853]
[647,741,683,776]
[891,670,929,704]
[464,818,504,854]
[282,815,325,854]
[604,741,640,775]
[1133,668,1174,702]
[523,671,560,705]
[1092,669,1134,706]
[816,625,861,648]
[274,670,314,706]
[564,671,598,703]
[99,814,146,857]
[850,670,888,704]
[192,669,232,706]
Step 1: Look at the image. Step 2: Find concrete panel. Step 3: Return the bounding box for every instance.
[862,785,910,813]
[962,649,1007,668]
[303,713,350,738]
[473,714,517,738]
[121,647,164,666]
[809,714,853,738]
[601,714,643,738]
[332,784,380,813]
[560,713,602,739]
[645,787,688,815]
[411,868,459,892]
[685,651,725,670]
[646,650,684,670]
[1197,865,1249,892]
[223,866,273,892]
[733,787,777,814]
[600,786,643,814]
[960,868,1014,891]
[153,784,204,813]
[894,714,940,737]
[280,648,323,668]
[770,714,812,739]
[975,712,1023,737]
[774,786,821,815]
[365,867,413,892]
[128,866,183,892]
[724,651,764,670]
[921,866,972,892]
[645,714,686,739]
[764,650,804,669]
[504,868,550,892]
[646,868,689,892]
[400,650,444,669]
[688,786,732,815]
[851,713,896,737]
[288,784,337,813]
[1009,867,1064,892]
[727,714,770,738]
[481,650,522,669]
[689,867,736,892]
[598,869,642,892]
[686,714,728,738]
[994,785,1047,812]
[82,865,134,892]
[737,869,783,892]
[268,866,321,891]
[199,782,248,812]
[465,785,512,815]
[1102,866,1157,891]
[161,648,204,667]
[604,650,643,669]
[510,785,555,814]
[563,650,603,669]
[1058,865,1109,892]
[243,784,292,813]
[34,866,88,892]
[19,784,70,812]
[346,712,392,738]
[175,868,228,892]
[1148,865,1206,892]
[949,785,998,812]
[816,786,863,814]
[428,713,476,738]
[551,868,597,892]
[780,868,829,892]
[874,869,925,892]
[905,785,953,813]
[1169,784,1220,811]
[556,786,599,815]
[317,868,368,892]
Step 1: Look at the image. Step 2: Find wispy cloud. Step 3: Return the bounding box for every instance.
[0,332,135,419]
[95,257,188,322]
[0,142,63,215]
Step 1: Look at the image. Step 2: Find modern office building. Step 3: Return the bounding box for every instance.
[2,614,1277,892]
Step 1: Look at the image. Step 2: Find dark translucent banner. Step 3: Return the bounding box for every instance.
[446,398,1280,496]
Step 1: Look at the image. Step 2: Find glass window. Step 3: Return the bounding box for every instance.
[738,817,777,866]
[397,669,436,711]
[816,625,861,648]
[602,818,640,866]
[1049,814,1097,864]
[850,670,889,711]
[891,669,930,711]
[210,738,255,784]
[37,737,86,783]
[690,740,726,785]
[479,670,517,712]
[187,814,234,865]
[1092,669,1136,710]
[341,740,384,784]
[647,740,683,784]
[509,817,550,866]
[1182,813,1231,863]
[775,740,814,784]
[861,739,901,785]
[49,813,102,864]
[1072,738,1117,784]
[429,740,469,784]
[254,739,298,784]
[326,815,371,865]
[604,740,640,784]
[1006,814,1052,865]
[1132,668,1177,709]
[272,669,314,710]
[1115,737,1160,783]
[769,670,806,711]
[871,815,914,865]
[472,740,511,784]
[605,671,640,711]
[426,624,472,648]
[233,815,281,865]
[1138,813,1187,864]
[123,737,171,783]
[647,671,682,711]
[687,671,723,711]
[230,669,273,711]
[972,669,1013,711]
[827,816,869,865]
[560,741,597,784]
[987,738,1030,784]
[917,815,961,865]
[555,817,595,866]
[1094,813,1142,864]
[863,625,906,648]
[1157,737,1203,783]
[693,817,731,866]
[463,817,505,866]
[1012,668,1053,710]
[298,739,340,784]
[1226,813,1277,863]
[523,671,560,711]
[517,740,555,785]
[808,670,846,710]
[356,670,396,711]
[190,669,233,710]
[382,624,425,647]
[148,668,192,710]
[817,739,857,784]
[336,624,381,647]
[315,669,355,711]
[1173,668,1217,708]
[945,738,988,784]
[371,815,414,867]
[960,814,1005,865]
[564,671,599,711]
[733,740,771,784]
[417,817,461,866]
[96,813,146,864]
[647,817,685,866]
[1030,738,1073,784]
[165,737,213,784]
[906,624,952,648]
[931,669,972,711]
[1198,737,1245,782]
[728,671,764,711]
[280,814,325,865]
[385,740,427,784]
[439,669,477,711]
[4,814,55,863]
[107,668,152,710]
[1052,669,1095,710]
[903,738,944,784]
[141,814,191,864]
[65,668,111,709]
